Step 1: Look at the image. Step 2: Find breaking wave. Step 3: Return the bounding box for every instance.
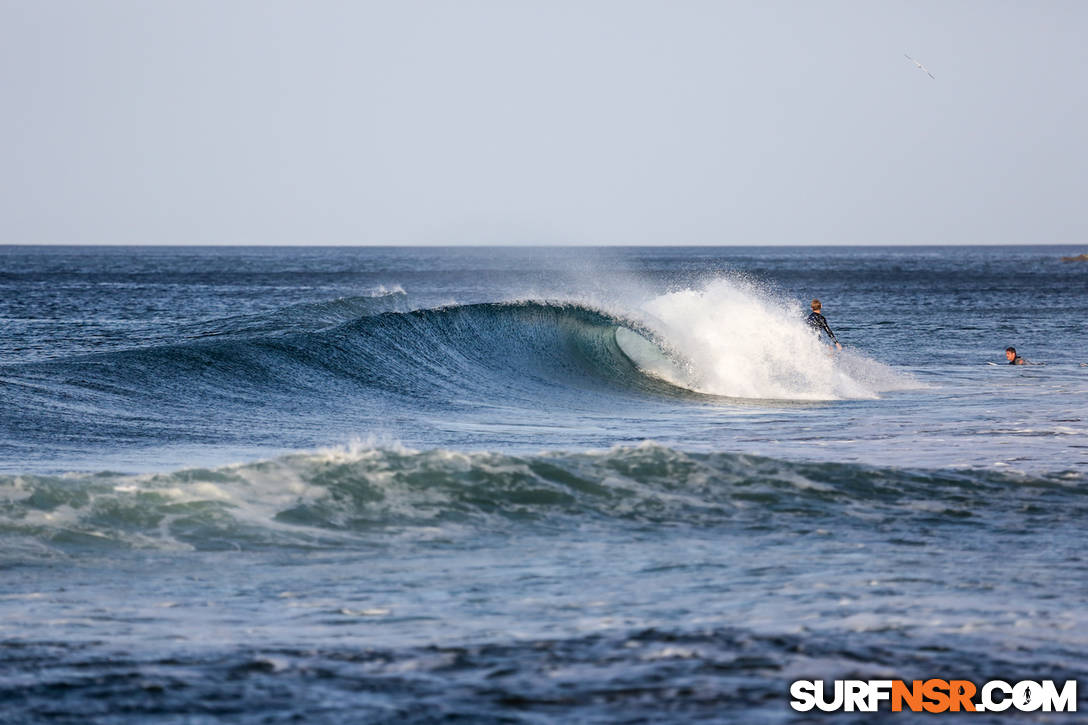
[634,278,913,399]
[1,279,914,418]
[0,279,923,474]
[1,442,1081,559]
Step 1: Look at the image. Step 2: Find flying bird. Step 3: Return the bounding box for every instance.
[904,54,935,79]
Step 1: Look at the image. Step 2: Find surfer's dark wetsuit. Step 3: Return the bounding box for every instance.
[806,311,839,344]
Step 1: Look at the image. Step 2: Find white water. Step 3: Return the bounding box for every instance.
[625,278,914,400]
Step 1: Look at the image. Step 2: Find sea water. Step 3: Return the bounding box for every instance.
[0,245,1085,722]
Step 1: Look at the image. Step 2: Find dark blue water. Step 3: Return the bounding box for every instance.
[1,246,1086,722]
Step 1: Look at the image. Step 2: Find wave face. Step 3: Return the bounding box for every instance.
[2,443,1081,559]
[2,300,682,420]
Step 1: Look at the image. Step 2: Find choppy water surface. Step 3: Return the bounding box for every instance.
[1,246,1086,722]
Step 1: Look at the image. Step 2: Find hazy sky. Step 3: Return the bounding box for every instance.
[2,1,1085,245]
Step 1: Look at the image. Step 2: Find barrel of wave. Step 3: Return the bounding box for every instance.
[630,278,901,401]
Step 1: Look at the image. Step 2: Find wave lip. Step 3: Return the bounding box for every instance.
[2,443,1081,560]
[176,286,409,342]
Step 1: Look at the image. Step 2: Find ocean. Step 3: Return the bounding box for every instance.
[1,245,1085,723]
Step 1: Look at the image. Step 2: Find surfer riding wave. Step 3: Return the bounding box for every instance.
[806,299,842,351]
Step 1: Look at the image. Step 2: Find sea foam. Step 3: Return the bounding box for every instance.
[625,278,915,400]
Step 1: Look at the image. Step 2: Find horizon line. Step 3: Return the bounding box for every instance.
[1,241,1085,248]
